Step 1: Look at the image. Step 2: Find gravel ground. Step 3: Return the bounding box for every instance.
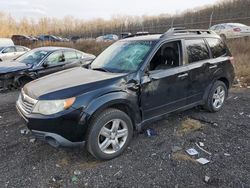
[0,88,249,188]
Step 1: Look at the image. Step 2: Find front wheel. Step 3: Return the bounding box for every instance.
[204,81,228,112]
[87,108,133,160]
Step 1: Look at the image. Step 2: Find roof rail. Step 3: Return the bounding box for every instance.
[160,27,215,38]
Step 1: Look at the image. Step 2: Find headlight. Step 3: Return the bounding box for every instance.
[32,97,75,115]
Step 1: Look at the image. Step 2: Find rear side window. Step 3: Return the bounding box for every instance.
[64,51,77,60]
[206,38,227,58]
[16,46,26,52]
[185,39,210,63]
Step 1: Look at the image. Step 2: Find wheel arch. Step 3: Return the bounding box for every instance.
[83,92,141,131]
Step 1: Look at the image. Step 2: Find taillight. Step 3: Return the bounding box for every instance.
[233,28,241,32]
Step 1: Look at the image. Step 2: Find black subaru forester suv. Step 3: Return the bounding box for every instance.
[16,28,235,160]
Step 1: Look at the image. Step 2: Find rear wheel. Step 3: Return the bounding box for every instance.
[87,108,133,160]
[204,81,228,112]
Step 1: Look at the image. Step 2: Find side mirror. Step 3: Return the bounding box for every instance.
[43,62,48,68]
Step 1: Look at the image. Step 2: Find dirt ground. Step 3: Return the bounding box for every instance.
[0,88,249,188]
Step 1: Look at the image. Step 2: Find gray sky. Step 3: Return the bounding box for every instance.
[0,0,218,20]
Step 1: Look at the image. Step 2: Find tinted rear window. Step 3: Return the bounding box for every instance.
[185,39,210,63]
[206,38,227,58]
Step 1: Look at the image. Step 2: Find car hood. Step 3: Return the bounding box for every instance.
[0,61,30,74]
[23,67,127,100]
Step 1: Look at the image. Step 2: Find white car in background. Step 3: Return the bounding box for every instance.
[0,46,30,62]
[210,23,250,40]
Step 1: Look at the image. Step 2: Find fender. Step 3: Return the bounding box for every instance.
[82,91,142,126]
[13,71,37,85]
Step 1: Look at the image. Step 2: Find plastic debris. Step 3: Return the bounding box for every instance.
[20,128,30,135]
[199,142,205,147]
[52,176,62,182]
[145,128,158,137]
[195,143,212,155]
[204,176,210,183]
[196,158,210,165]
[224,153,231,157]
[186,148,199,156]
[0,115,2,119]
[114,170,122,176]
[29,138,36,143]
[234,96,238,100]
[71,176,78,183]
[172,146,182,153]
[56,164,61,168]
[74,170,81,176]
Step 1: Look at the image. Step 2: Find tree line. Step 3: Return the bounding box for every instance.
[0,0,250,38]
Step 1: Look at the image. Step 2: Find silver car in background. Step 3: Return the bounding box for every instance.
[0,46,30,62]
[210,23,250,40]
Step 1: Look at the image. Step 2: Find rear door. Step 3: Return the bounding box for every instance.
[184,39,211,104]
[62,50,81,69]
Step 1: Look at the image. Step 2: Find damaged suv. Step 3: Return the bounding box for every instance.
[16,29,235,160]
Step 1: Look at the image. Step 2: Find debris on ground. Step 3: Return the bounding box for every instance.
[172,146,182,153]
[29,138,36,143]
[20,128,30,135]
[224,153,231,157]
[0,115,2,119]
[196,158,210,165]
[51,176,63,183]
[71,176,78,184]
[239,112,244,116]
[186,148,199,156]
[145,128,158,137]
[204,176,210,183]
[198,142,204,147]
[114,170,122,177]
[177,118,203,136]
[74,170,81,176]
[172,152,197,163]
[195,143,212,155]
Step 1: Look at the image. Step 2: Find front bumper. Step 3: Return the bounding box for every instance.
[31,130,85,147]
[16,103,89,145]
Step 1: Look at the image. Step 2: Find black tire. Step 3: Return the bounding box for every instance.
[0,59,2,62]
[87,108,133,160]
[204,81,228,112]
[220,34,226,42]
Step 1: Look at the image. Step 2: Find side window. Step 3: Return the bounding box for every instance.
[3,47,16,53]
[185,39,210,63]
[76,52,83,59]
[206,38,227,58]
[149,41,181,71]
[46,51,64,66]
[16,46,26,52]
[64,51,77,61]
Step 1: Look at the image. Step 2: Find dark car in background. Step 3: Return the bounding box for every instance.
[0,47,95,90]
[12,35,38,45]
[16,28,235,160]
[38,35,61,42]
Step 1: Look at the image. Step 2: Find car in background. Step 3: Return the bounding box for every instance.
[0,46,30,62]
[96,34,119,42]
[120,32,132,39]
[210,23,250,40]
[0,38,14,47]
[38,35,61,42]
[0,47,95,90]
[12,35,37,44]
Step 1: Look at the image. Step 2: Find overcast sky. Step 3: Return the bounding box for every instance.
[0,0,218,20]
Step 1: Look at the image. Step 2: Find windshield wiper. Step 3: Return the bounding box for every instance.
[92,67,111,73]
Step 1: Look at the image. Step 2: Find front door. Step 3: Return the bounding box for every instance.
[37,51,65,77]
[140,40,190,120]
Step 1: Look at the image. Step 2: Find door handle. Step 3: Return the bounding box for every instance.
[178,73,188,78]
[209,65,218,69]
